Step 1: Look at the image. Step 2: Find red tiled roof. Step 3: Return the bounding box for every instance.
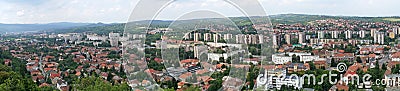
[180,59,198,63]
[179,72,192,79]
[50,73,61,79]
[392,52,400,58]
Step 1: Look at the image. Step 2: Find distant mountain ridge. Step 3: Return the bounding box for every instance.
[0,22,93,33]
[2,14,399,33]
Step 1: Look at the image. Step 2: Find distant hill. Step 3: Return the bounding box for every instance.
[52,20,173,35]
[3,14,400,34]
[0,22,93,33]
[269,14,400,24]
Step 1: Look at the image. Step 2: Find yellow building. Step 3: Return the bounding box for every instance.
[389,32,395,39]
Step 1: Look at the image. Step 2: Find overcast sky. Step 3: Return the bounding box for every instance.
[0,0,399,24]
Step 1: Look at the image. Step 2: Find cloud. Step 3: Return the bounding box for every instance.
[16,10,25,16]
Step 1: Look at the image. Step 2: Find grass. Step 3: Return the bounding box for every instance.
[383,18,400,22]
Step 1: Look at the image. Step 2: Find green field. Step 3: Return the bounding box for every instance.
[383,18,400,21]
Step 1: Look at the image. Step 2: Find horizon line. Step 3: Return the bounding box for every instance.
[1,13,400,24]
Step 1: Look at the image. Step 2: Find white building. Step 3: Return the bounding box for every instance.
[390,52,400,61]
[285,34,291,44]
[331,31,339,39]
[87,34,107,41]
[359,30,366,38]
[370,29,377,37]
[318,31,325,39]
[345,30,352,39]
[393,26,400,35]
[272,34,280,48]
[373,32,385,44]
[298,32,305,44]
[300,55,319,63]
[109,32,120,47]
[272,54,292,64]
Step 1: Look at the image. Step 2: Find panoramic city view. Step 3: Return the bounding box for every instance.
[1,0,400,91]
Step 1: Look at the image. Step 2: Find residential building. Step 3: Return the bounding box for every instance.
[359,30,366,38]
[374,32,385,44]
[298,32,305,44]
[318,31,325,39]
[300,55,319,63]
[272,54,292,64]
[344,30,352,39]
[331,31,339,39]
[285,34,291,44]
[109,32,120,47]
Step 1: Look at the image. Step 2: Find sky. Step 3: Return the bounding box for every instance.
[0,0,399,24]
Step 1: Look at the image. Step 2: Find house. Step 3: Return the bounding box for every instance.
[300,55,319,63]
[391,52,400,61]
[101,72,108,79]
[129,79,141,87]
[177,81,185,89]
[141,80,151,87]
[359,48,370,54]
[180,59,199,68]
[314,60,328,69]
[243,57,260,64]
[179,72,192,82]
[56,80,69,91]
[272,54,292,64]
[286,63,310,73]
[332,53,354,62]
[4,59,11,66]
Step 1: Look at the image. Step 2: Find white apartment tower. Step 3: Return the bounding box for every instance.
[318,31,325,39]
[374,32,385,44]
[285,34,291,44]
[370,29,377,37]
[109,32,120,47]
[345,30,352,39]
[331,31,339,39]
[393,26,400,35]
[272,34,280,48]
[298,32,305,44]
[194,33,201,42]
[204,33,212,41]
[359,30,366,38]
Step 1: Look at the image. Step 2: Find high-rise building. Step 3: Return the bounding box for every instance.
[285,34,291,44]
[318,31,325,39]
[345,30,352,39]
[305,35,311,40]
[194,45,207,58]
[109,32,120,47]
[359,30,365,38]
[251,34,259,44]
[393,26,400,35]
[370,29,377,37]
[223,34,233,42]
[204,33,212,41]
[331,31,339,39]
[213,34,221,43]
[194,33,201,42]
[235,34,244,44]
[272,34,280,48]
[298,32,305,44]
[374,32,384,44]
[258,34,264,44]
